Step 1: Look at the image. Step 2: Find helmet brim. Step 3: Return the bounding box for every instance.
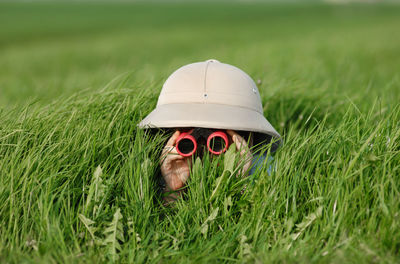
[138,103,281,149]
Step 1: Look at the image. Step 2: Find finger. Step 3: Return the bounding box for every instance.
[227,130,240,147]
[161,145,173,158]
[165,130,181,147]
[232,134,251,157]
[226,129,238,139]
[162,131,180,157]
[161,156,185,169]
[168,146,178,155]
[236,134,247,148]
[166,150,185,161]
[161,146,184,164]
[231,133,245,150]
[227,130,243,142]
[239,140,251,157]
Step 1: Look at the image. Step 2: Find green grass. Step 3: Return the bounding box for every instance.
[1,1,400,263]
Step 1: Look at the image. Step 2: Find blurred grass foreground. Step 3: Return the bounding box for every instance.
[0,1,400,263]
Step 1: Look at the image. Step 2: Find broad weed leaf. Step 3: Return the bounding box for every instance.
[291,206,323,241]
[223,143,237,174]
[200,207,219,237]
[78,214,98,241]
[102,208,124,262]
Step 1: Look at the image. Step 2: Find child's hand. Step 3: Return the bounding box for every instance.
[227,130,253,176]
[160,131,191,202]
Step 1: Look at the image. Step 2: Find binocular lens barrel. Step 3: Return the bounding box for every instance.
[177,138,196,155]
[176,134,197,157]
[208,137,226,152]
[175,131,228,157]
[207,132,228,155]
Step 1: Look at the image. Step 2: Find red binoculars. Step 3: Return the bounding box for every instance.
[176,128,229,157]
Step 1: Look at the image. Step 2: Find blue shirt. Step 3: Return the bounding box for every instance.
[249,154,273,176]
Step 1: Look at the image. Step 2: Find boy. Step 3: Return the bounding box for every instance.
[139,59,280,202]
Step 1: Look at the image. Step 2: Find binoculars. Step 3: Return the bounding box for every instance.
[176,128,229,157]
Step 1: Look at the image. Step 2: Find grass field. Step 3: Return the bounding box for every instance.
[1,1,400,263]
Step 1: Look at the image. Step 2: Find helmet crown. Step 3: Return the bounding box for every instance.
[157,59,263,114]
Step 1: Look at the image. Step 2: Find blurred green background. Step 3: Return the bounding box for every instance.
[1,1,399,109]
[1,1,400,263]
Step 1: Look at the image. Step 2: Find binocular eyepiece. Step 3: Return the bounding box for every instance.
[176,129,229,157]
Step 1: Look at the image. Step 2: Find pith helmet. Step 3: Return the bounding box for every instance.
[139,59,280,147]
